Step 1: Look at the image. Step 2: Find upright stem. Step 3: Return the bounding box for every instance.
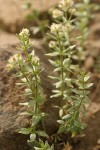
[34,71,38,115]
[61,50,64,100]
[58,36,64,102]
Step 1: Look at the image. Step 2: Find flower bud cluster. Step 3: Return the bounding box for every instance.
[50,23,62,34]
[53,9,63,18]
[6,54,22,70]
[62,23,73,32]
[19,28,29,37]
[59,0,74,11]
[8,54,22,64]
[49,22,73,48]
[49,0,75,42]
[49,41,56,48]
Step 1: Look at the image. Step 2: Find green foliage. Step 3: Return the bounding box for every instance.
[58,72,93,136]
[6,28,52,149]
[74,0,100,62]
[28,139,54,150]
[47,0,93,137]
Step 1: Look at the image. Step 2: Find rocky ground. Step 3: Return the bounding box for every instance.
[0,1,100,150]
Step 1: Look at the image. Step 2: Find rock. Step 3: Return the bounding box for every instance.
[0,31,18,47]
[84,57,94,70]
[0,0,59,33]
[0,41,59,150]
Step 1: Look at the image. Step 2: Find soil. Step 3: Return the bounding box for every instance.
[0,1,100,150]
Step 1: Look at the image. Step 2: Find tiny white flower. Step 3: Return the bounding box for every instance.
[53,9,63,18]
[49,41,56,48]
[19,28,29,36]
[6,64,13,71]
[50,23,62,34]
[59,0,74,11]
[62,23,73,32]
[69,8,76,14]
[8,54,22,64]
[6,54,22,71]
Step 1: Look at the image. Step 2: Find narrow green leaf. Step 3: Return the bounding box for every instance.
[63,58,70,65]
[52,90,61,93]
[54,67,61,72]
[85,83,93,89]
[30,133,36,141]
[20,111,33,116]
[36,131,49,138]
[48,59,58,67]
[28,140,40,148]
[18,128,32,135]
[62,114,70,120]
[46,52,59,57]
[58,126,66,133]
[19,102,28,106]
[49,76,59,80]
[59,108,63,117]
[50,93,61,98]
[32,116,41,126]
[57,120,64,124]
[54,81,62,88]
[84,73,90,81]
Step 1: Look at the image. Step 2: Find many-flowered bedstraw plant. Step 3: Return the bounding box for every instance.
[75,0,100,62]
[75,0,91,61]
[47,0,93,137]
[6,29,54,150]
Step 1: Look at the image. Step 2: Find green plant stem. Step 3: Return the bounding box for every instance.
[18,62,36,112]
[24,50,46,132]
[34,71,38,115]
[58,36,64,103]
[35,16,45,38]
[75,77,85,119]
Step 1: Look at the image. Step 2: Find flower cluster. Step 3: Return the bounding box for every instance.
[17,28,32,51]
[19,28,29,37]
[47,0,92,137]
[6,28,54,150]
[50,22,73,38]
[6,54,22,70]
[8,54,22,64]
[50,23,62,34]
[59,0,74,11]
[53,9,63,18]
[49,41,56,48]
